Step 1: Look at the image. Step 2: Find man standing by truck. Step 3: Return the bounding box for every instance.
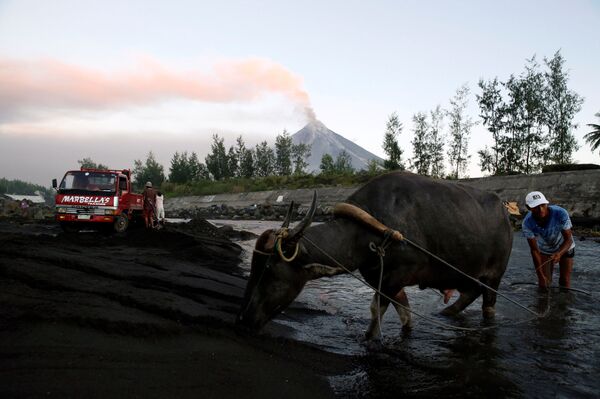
[142,181,157,229]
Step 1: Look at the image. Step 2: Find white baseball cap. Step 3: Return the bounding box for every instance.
[525,191,549,208]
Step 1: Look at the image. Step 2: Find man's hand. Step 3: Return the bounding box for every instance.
[550,252,562,264]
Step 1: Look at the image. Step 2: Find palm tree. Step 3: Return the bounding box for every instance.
[584,111,600,153]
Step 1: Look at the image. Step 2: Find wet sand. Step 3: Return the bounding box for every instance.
[0,219,352,398]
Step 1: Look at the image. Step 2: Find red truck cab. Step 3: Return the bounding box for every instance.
[53,168,143,232]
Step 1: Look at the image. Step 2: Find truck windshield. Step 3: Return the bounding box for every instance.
[59,171,117,194]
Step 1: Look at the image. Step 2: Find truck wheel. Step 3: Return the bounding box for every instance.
[114,214,129,233]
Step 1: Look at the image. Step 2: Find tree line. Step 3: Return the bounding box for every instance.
[75,50,598,190]
[380,50,593,179]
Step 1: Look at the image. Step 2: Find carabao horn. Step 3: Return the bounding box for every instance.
[281,201,294,228]
[288,191,317,240]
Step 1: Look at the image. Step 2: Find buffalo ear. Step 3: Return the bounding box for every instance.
[303,263,346,280]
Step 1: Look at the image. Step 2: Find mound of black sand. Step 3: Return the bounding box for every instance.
[0,219,352,398]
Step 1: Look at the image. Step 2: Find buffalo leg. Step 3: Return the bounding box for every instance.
[365,293,390,340]
[391,288,412,329]
[480,276,500,319]
[440,288,480,316]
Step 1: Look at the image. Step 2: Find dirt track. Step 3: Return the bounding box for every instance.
[0,220,351,398]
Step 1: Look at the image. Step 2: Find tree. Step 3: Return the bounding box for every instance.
[410,112,430,175]
[239,148,255,178]
[319,153,335,175]
[170,151,210,183]
[584,112,600,154]
[78,157,109,170]
[227,146,238,178]
[205,134,230,180]
[429,106,445,178]
[334,150,354,174]
[291,143,311,175]
[382,112,405,170]
[516,56,547,174]
[274,130,293,176]
[233,136,255,178]
[132,151,165,189]
[446,84,475,179]
[544,50,583,164]
[476,78,505,174]
[189,152,210,181]
[366,159,382,175]
[255,141,275,177]
[169,151,192,183]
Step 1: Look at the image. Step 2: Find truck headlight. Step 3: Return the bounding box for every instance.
[57,207,67,213]
[104,209,116,215]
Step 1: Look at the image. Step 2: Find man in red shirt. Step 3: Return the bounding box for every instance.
[142,181,157,228]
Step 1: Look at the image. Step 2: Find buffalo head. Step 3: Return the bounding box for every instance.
[237,192,341,331]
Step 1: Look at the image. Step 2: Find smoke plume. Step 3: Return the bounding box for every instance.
[0,56,315,121]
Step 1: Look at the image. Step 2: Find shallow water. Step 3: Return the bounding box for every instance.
[211,220,600,398]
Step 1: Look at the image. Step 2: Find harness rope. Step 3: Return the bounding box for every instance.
[251,209,557,333]
[302,235,542,333]
[368,229,396,338]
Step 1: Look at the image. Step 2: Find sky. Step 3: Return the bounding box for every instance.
[1,0,599,186]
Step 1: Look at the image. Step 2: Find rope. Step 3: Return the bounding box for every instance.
[510,282,591,296]
[402,237,545,318]
[274,228,300,262]
[368,229,396,338]
[302,235,517,332]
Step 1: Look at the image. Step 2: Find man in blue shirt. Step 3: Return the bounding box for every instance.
[522,191,575,289]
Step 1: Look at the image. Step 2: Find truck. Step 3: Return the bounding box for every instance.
[52,168,144,232]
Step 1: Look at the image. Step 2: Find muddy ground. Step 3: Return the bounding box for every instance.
[0,219,353,398]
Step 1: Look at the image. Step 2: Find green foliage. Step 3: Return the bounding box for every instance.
[169,151,208,183]
[291,143,311,175]
[334,150,354,174]
[274,130,293,176]
[410,112,430,175]
[382,112,405,170]
[429,106,445,178]
[235,136,255,178]
[254,141,275,177]
[477,50,583,175]
[162,169,387,198]
[0,177,52,199]
[132,151,165,190]
[584,112,600,154]
[78,157,109,170]
[544,50,583,164]
[446,84,475,179]
[319,153,335,175]
[320,151,355,175]
[205,134,232,180]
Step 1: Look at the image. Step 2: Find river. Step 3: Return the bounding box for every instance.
[210,219,600,398]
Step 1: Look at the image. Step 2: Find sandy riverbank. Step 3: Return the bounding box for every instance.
[0,219,353,398]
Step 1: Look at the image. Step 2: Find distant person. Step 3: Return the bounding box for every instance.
[155,191,165,225]
[142,182,157,229]
[522,191,575,289]
[20,199,30,218]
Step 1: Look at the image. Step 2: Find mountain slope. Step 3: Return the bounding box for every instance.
[291,120,383,172]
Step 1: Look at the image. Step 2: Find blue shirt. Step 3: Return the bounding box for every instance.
[522,205,575,254]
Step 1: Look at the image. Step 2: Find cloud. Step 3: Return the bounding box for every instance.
[0,56,315,121]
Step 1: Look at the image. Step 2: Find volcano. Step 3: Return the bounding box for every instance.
[291,120,383,173]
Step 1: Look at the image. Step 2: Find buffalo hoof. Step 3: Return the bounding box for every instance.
[482,306,496,319]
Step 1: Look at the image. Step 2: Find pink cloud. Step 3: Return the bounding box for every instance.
[0,56,314,118]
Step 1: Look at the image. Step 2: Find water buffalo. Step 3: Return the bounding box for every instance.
[237,172,513,339]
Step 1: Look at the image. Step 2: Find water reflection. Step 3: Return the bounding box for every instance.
[221,219,600,398]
